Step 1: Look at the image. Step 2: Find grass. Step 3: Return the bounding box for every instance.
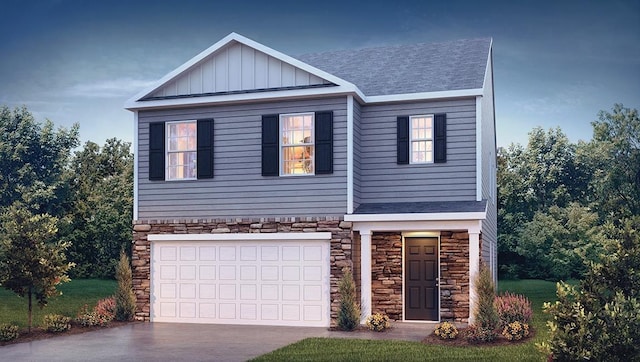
[253,279,560,362]
[0,279,116,328]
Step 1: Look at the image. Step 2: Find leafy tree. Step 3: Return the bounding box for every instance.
[115,250,136,321]
[337,267,360,331]
[587,104,640,220]
[64,139,133,278]
[0,106,79,216]
[0,204,74,332]
[516,203,605,280]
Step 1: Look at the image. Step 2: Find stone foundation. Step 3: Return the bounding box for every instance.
[440,231,470,322]
[132,217,353,324]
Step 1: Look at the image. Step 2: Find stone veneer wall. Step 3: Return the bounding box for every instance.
[440,231,470,322]
[371,232,403,320]
[131,217,353,324]
[367,231,470,322]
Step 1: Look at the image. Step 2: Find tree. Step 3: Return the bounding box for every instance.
[0,106,79,216]
[0,204,74,332]
[337,267,360,331]
[587,104,640,220]
[64,139,133,278]
[516,203,605,280]
[115,250,136,321]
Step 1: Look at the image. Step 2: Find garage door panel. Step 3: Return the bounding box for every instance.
[152,239,330,326]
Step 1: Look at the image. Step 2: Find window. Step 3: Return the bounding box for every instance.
[166,121,197,180]
[410,115,434,163]
[280,113,314,175]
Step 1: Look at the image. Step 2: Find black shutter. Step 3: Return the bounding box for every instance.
[262,114,279,176]
[315,111,333,174]
[197,119,214,179]
[434,113,447,163]
[149,122,165,180]
[397,116,409,164]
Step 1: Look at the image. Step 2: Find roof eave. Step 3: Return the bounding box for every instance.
[344,211,487,222]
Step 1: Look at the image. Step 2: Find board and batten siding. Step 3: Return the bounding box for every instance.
[137,97,348,220]
[352,101,363,210]
[147,41,331,99]
[358,99,477,203]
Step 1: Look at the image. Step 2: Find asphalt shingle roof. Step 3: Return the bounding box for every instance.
[296,38,491,97]
[354,200,488,215]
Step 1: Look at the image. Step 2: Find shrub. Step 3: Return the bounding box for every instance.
[474,264,499,331]
[465,325,498,343]
[76,297,116,327]
[495,292,533,328]
[0,323,19,342]
[366,313,390,332]
[42,314,71,333]
[337,267,360,331]
[434,321,458,340]
[115,251,136,321]
[502,321,530,341]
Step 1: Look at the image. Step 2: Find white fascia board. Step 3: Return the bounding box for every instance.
[148,232,332,242]
[352,219,483,235]
[482,38,493,90]
[365,88,483,104]
[344,211,486,223]
[346,95,354,214]
[132,111,139,221]
[125,32,361,108]
[125,84,359,111]
[476,96,483,202]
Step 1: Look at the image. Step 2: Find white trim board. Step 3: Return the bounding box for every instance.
[346,95,354,214]
[148,232,332,242]
[132,111,139,220]
[344,211,486,223]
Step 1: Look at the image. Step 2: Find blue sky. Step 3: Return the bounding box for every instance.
[1,0,638,148]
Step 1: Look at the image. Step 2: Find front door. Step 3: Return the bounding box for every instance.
[404,237,439,321]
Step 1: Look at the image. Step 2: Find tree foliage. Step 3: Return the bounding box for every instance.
[65,139,133,278]
[498,104,639,280]
[0,106,79,216]
[115,250,137,321]
[0,204,74,332]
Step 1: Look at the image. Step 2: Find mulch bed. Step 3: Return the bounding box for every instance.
[0,321,134,347]
[422,326,535,346]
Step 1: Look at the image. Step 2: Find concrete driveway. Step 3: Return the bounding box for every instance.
[0,322,433,361]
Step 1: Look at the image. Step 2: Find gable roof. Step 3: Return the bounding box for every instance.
[125,33,491,111]
[296,38,491,97]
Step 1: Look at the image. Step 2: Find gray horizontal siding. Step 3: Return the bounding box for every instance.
[352,100,362,209]
[359,99,477,203]
[137,97,348,220]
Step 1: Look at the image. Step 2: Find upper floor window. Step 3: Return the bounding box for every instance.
[280,113,314,176]
[167,121,197,180]
[410,115,434,163]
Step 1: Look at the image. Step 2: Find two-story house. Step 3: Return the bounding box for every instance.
[125,32,496,327]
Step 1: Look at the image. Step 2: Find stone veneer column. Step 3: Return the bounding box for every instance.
[359,229,372,324]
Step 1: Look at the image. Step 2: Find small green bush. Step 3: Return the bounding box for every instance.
[365,313,390,332]
[464,325,498,343]
[115,251,137,321]
[474,264,499,332]
[42,314,71,333]
[502,321,530,341]
[337,267,360,331]
[434,321,458,340]
[0,323,19,342]
[494,292,533,328]
[76,297,115,327]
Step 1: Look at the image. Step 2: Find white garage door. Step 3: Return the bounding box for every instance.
[149,233,331,327]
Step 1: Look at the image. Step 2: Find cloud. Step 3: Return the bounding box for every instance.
[65,78,156,98]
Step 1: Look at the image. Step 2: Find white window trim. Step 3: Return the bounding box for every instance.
[279,112,315,177]
[409,114,434,164]
[166,120,197,181]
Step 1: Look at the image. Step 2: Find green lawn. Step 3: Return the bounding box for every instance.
[0,279,116,328]
[253,279,559,362]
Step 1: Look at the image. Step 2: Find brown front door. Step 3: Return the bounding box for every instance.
[404,237,439,321]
